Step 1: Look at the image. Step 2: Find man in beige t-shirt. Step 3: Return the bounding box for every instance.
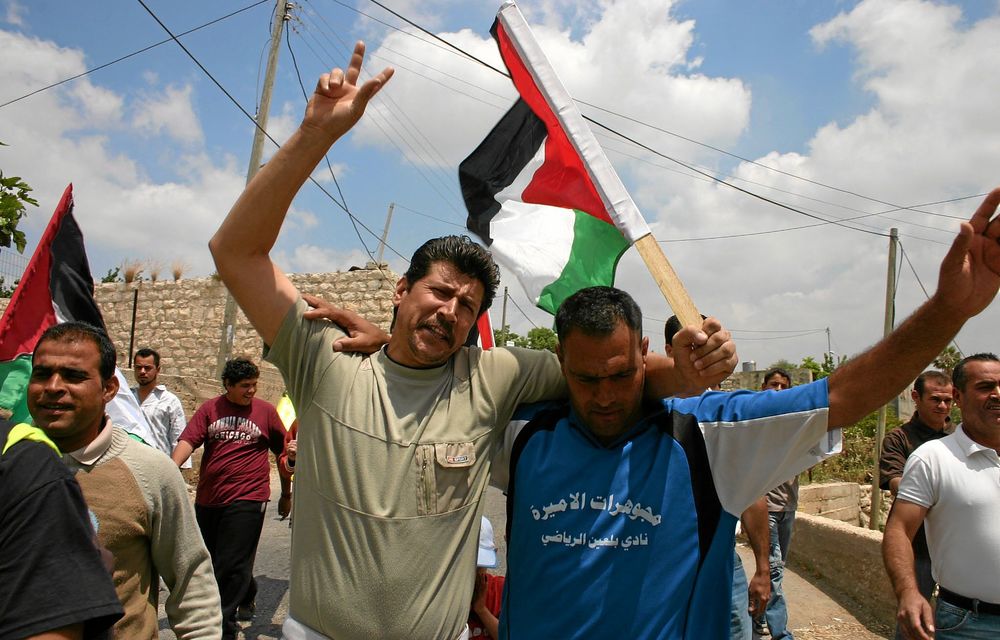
[210,44,737,640]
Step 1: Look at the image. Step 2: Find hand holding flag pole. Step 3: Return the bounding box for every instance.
[461,1,701,327]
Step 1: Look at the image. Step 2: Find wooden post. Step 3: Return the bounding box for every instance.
[632,234,701,328]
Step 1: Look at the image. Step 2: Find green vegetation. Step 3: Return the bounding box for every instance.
[493,325,558,352]
[805,408,902,485]
[0,143,38,254]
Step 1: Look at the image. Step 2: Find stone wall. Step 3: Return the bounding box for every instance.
[789,512,896,630]
[798,482,862,524]
[0,264,398,413]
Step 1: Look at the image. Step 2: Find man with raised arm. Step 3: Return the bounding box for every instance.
[490,188,1000,638]
[209,43,737,640]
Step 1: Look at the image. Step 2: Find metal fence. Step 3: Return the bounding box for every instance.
[0,247,29,295]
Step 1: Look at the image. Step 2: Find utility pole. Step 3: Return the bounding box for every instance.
[500,287,509,345]
[215,0,291,377]
[826,327,832,355]
[870,227,898,530]
[376,202,395,264]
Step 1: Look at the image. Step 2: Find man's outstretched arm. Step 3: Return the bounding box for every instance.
[827,188,1000,429]
[209,42,393,345]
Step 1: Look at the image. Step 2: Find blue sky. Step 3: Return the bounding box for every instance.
[3,0,1000,368]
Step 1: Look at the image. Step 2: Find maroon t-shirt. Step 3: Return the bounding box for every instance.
[180,396,286,506]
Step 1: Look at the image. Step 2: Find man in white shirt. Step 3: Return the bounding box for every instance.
[883,353,1000,640]
[132,347,189,468]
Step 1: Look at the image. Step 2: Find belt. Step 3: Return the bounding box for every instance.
[939,587,1000,615]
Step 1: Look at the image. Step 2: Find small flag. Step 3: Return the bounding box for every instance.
[464,311,496,350]
[0,185,153,442]
[460,2,650,315]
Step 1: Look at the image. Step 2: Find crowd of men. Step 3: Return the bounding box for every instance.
[2,42,1000,640]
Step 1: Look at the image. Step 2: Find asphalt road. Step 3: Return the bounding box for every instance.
[159,475,888,639]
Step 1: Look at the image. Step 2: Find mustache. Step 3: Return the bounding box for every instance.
[417,319,454,342]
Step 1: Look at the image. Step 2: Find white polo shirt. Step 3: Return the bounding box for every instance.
[898,425,1000,602]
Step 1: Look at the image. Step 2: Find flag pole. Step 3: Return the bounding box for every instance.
[632,235,700,327]
[496,2,701,327]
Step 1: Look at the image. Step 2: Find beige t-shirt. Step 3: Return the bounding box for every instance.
[267,299,564,639]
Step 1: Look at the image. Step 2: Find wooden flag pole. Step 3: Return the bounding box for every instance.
[497,3,703,330]
[633,234,701,328]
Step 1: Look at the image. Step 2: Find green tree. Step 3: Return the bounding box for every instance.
[493,325,523,348]
[0,144,39,254]
[800,353,846,380]
[101,266,122,283]
[524,327,557,352]
[767,359,797,372]
[0,275,18,297]
[933,345,961,372]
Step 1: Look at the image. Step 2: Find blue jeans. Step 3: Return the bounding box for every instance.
[731,548,751,640]
[762,511,795,639]
[935,599,1000,639]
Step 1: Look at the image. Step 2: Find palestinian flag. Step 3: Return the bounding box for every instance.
[0,184,153,442]
[459,3,650,315]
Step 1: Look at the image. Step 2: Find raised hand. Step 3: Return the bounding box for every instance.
[301,41,394,141]
[934,187,1000,319]
[672,317,738,390]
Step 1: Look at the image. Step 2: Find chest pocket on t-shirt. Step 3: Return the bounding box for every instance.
[415,442,477,515]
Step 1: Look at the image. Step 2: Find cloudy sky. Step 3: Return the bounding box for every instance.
[2,0,999,368]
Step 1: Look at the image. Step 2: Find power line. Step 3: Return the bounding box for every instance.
[283,20,408,271]
[355,0,982,226]
[290,11,466,216]
[296,9,466,214]
[506,293,540,329]
[392,203,467,229]
[132,0,406,278]
[0,0,271,110]
[898,242,963,355]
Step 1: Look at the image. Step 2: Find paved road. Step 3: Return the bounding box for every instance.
[159,476,889,639]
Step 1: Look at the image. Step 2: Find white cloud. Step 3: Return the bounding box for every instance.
[130,83,203,145]
[354,0,749,171]
[486,0,1000,368]
[273,244,373,274]
[0,28,241,276]
[4,0,25,26]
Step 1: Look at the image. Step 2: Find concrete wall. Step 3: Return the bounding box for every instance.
[798,481,862,525]
[0,264,398,413]
[789,512,895,630]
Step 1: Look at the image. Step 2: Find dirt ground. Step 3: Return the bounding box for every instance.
[735,545,891,640]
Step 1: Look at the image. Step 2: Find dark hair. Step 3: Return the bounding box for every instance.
[404,236,500,313]
[663,313,707,350]
[913,369,951,395]
[763,368,792,386]
[555,286,642,341]
[222,357,259,386]
[35,321,117,381]
[952,353,1000,392]
[134,347,160,367]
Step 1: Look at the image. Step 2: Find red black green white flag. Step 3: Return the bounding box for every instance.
[460,1,651,315]
[0,184,153,442]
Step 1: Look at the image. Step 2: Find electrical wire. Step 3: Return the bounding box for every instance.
[898,242,963,355]
[284,20,408,274]
[0,0,271,109]
[132,0,408,279]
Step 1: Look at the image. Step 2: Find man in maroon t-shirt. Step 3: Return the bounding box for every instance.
[172,357,287,640]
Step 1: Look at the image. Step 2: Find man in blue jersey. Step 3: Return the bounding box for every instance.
[493,188,1000,639]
